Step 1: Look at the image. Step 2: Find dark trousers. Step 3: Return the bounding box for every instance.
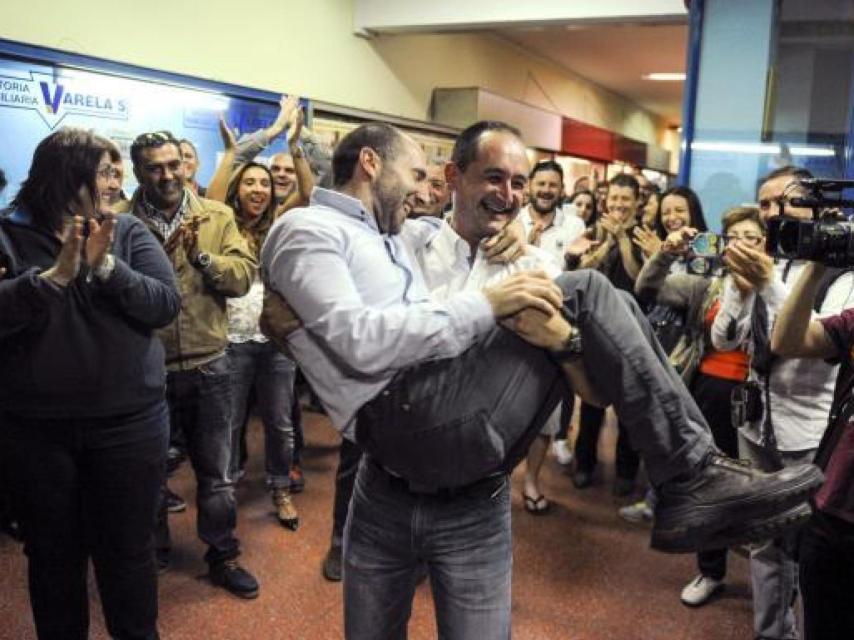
[156,355,239,564]
[800,511,854,640]
[691,372,740,580]
[2,402,168,640]
[556,393,575,440]
[574,402,639,481]
[331,437,363,549]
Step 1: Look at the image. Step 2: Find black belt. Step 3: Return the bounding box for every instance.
[367,457,506,500]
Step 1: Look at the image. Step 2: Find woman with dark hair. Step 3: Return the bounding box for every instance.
[568,189,598,227]
[633,186,708,262]
[0,127,180,639]
[223,161,299,530]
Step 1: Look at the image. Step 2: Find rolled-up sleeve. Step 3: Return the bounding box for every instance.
[262,220,494,377]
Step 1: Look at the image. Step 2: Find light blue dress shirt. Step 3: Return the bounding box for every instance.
[261,188,495,437]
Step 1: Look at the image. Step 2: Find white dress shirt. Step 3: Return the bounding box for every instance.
[711,260,854,451]
[261,188,495,437]
[518,204,586,265]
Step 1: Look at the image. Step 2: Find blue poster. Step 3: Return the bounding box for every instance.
[0,55,306,207]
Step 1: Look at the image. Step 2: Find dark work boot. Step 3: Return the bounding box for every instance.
[322,545,343,582]
[652,454,822,553]
[209,559,260,599]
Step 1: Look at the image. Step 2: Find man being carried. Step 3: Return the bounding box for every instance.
[261,121,822,638]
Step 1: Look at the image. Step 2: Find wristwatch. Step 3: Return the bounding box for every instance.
[550,323,583,361]
[94,254,116,282]
[194,252,212,270]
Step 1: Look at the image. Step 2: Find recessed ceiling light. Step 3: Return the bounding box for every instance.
[642,73,686,81]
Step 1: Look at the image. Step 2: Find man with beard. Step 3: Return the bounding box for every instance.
[262,121,824,639]
[517,159,586,501]
[519,160,585,265]
[118,131,260,598]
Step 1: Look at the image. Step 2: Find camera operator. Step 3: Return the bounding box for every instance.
[770,258,854,640]
[711,165,854,639]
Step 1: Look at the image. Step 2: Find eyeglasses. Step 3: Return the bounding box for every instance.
[723,234,764,246]
[96,165,121,180]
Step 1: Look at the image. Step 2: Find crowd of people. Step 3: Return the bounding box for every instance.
[0,94,851,640]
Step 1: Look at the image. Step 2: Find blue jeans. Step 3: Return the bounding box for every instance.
[344,458,511,640]
[2,402,168,640]
[228,341,296,489]
[157,355,239,564]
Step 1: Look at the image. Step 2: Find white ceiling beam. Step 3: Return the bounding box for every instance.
[354,0,687,36]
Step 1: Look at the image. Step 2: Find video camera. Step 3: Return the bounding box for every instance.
[766,178,854,267]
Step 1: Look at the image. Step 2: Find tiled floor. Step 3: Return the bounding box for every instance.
[0,409,754,639]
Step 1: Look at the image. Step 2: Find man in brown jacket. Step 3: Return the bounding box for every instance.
[123,131,260,598]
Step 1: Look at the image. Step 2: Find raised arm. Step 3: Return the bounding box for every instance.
[205,117,238,203]
[771,262,836,358]
[275,109,315,217]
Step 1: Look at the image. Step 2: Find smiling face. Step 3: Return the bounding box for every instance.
[369,135,428,235]
[529,168,563,215]
[447,130,529,243]
[95,154,124,210]
[270,153,296,200]
[660,193,691,232]
[237,166,273,220]
[572,192,594,223]
[135,143,185,211]
[606,184,638,224]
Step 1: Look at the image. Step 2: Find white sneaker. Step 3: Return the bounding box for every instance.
[680,574,724,607]
[551,439,574,465]
[618,499,653,523]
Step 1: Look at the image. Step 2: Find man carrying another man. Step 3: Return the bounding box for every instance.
[261,120,823,638]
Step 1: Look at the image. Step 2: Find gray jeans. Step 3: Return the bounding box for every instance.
[739,434,816,639]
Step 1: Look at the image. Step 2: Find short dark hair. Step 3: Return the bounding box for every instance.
[451,121,522,173]
[0,168,6,195]
[655,185,708,237]
[11,127,119,232]
[130,130,182,168]
[760,165,813,187]
[332,123,404,187]
[608,173,640,199]
[758,165,814,198]
[529,160,564,182]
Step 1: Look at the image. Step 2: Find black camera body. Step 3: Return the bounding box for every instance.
[765,178,854,266]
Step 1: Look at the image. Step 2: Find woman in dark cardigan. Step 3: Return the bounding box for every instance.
[0,128,180,640]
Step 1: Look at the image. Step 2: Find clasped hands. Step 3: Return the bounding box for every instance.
[41,186,115,288]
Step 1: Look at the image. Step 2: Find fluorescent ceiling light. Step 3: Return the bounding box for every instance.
[691,141,836,157]
[642,72,686,81]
